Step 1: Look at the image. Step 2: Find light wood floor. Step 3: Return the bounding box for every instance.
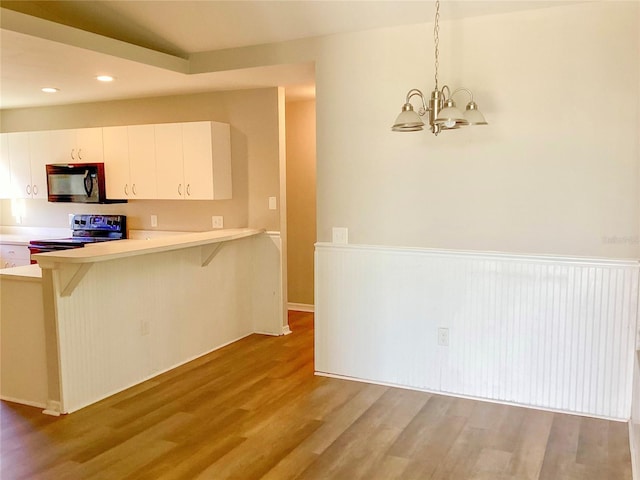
[1,311,632,479]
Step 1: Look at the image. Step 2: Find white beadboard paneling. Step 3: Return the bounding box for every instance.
[315,243,639,420]
[50,234,281,413]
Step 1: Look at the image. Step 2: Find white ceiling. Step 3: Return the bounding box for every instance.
[0,1,577,110]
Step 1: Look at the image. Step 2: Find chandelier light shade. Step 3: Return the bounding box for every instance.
[391,0,488,135]
[392,89,427,131]
[464,101,488,125]
[434,96,468,128]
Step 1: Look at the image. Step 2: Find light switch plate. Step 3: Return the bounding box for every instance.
[268,196,277,210]
[332,227,349,245]
[212,216,224,229]
[150,215,158,228]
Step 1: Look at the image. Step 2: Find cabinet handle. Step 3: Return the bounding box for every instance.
[124,184,129,195]
[26,184,31,195]
[78,148,83,160]
[186,184,191,196]
[132,184,137,195]
[178,184,182,196]
[71,148,75,160]
[32,185,38,196]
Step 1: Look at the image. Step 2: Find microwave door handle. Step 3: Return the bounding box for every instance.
[84,170,94,197]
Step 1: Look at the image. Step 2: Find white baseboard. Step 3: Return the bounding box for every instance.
[315,370,628,422]
[42,400,62,416]
[288,303,314,313]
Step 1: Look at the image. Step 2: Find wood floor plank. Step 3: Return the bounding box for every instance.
[538,413,582,479]
[0,312,632,480]
[607,420,633,480]
[296,388,429,479]
[506,408,554,479]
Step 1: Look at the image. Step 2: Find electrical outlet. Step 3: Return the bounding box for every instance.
[150,214,158,228]
[212,216,224,229]
[332,227,349,245]
[268,196,277,210]
[438,327,449,347]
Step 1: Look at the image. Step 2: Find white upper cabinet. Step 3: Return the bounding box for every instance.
[3,131,49,200]
[156,121,232,201]
[128,125,157,199]
[103,126,130,199]
[103,125,157,200]
[7,132,31,199]
[184,121,232,200]
[27,131,50,200]
[155,123,184,200]
[5,121,230,202]
[50,128,104,164]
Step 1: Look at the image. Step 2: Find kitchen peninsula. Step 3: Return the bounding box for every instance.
[1,228,285,415]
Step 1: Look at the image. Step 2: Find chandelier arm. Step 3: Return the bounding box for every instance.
[451,87,474,102]
[405,89,429,116]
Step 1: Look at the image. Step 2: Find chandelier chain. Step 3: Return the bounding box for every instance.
[433,0,440,89]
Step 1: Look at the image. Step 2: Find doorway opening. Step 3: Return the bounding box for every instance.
[284,95,317,314]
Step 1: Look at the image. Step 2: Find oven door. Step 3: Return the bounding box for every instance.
[46,163,104,203]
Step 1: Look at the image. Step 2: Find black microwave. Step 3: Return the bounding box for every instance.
[46,163,126,204]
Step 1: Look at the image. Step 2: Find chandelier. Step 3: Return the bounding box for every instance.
[391,0,488,134]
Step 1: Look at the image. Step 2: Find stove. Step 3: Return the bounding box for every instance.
[29,214,127,261]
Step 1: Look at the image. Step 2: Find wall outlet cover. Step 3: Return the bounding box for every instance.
[212,216,224,229]
[150,215,158,228]
[269,196,277,210]
[332,227,349,245]
[438,327,449,347]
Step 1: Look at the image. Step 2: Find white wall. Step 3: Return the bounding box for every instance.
[315,2,639,259]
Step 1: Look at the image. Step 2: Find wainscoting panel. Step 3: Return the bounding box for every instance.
[51,234,282,413]
[315,243,639,420]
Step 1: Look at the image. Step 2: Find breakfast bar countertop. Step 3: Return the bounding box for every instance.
[33,228,266,267]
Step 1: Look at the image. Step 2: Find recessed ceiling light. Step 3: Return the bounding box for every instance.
[96,75,115,82]
[41,87,59,93]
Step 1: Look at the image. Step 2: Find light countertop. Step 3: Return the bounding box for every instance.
[0,227,71,245]
[0,263,42,280]
[34,228,265,267]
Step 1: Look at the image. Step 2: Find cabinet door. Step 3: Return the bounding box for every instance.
[182,122,214,200]
[0,134,11,199]
[103,126,130,199]
[28,131,50,200]
[76,127,104,163]
[49,129,77,164]
[128,125,157,199]
[8,132,31,199]
[155,123,184,200]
